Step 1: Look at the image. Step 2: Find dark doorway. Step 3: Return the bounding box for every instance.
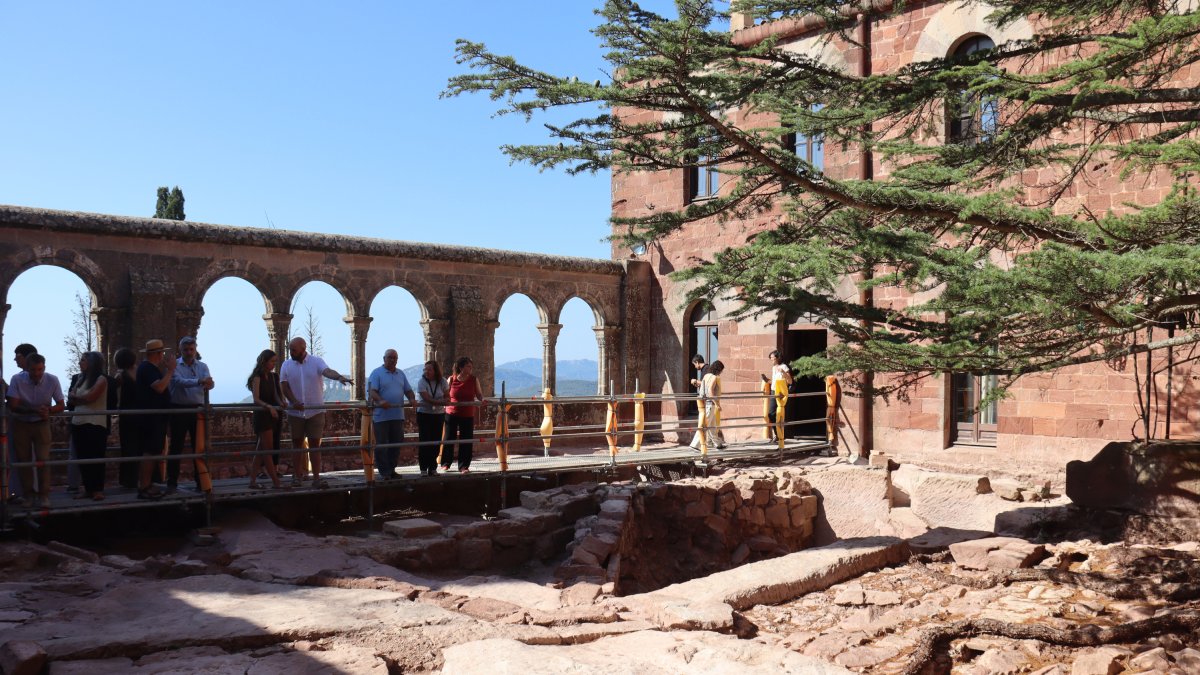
[783,329,827,438]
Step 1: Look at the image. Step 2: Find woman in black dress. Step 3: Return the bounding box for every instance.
[247,349,284,489]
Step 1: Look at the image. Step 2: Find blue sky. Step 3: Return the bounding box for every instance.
[0,1,682,402]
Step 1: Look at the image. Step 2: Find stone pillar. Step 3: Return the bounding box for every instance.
[176,307,204,344]
[621,260,652,395]
[129,270,177,351]
[593,325,621,395]
[345,315,373,401]
[0,303,8,374]
[420,318,451,370]
[483,320,500,397]
[536,323,563,394]
[448,286,492,394]
[92,306,126,367]
[263,313,293,365]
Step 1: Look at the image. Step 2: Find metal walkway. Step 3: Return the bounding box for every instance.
[10,437,831,521]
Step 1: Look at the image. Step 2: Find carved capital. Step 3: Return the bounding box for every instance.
[536,323,563,347]
[344,315,373,342]
[593,325,621,348]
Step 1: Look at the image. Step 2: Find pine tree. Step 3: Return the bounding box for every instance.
[445,0,1200,399]
[154,185,185,220]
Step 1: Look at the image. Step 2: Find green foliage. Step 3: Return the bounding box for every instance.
[446,0,1200,399]
[154,185,186,220]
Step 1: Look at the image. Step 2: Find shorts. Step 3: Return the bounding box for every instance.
[288,413,326,444]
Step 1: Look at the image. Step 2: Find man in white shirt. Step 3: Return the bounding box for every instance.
[280,337,352,489]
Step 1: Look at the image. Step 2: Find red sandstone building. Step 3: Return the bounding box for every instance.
[611,3,1189,482]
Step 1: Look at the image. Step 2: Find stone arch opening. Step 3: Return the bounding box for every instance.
[289,281,354,402]
[556,297,601,396]
[494,293,544,396]
[2,265,97,380]
[197,276,272,404]
[365,286,426,378]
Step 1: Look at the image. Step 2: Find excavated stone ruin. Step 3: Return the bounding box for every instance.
[1,459,1198,674]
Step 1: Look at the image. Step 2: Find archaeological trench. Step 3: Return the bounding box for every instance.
[2,444,1200,674]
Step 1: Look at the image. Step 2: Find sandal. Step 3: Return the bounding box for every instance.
[137,488,163,501]
[92,493,105,501]
[248,483,267,490]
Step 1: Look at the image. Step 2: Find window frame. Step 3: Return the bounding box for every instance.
[784,103,825,171]
[946,35,998,146]
[950,372,998,446]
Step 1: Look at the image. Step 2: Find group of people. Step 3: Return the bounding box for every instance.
[687,349,796,449]
[2,336,488,508]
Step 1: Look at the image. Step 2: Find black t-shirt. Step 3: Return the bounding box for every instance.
[136,360,171,409]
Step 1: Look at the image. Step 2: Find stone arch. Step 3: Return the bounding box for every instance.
[912,1,1033,62]
[489,287,550,325]
[365,282,432,322]
[281,268,361,318]
[548,291,607,327]
[185,260,276,315]
[0,247,113,310]
[781,33,853,74]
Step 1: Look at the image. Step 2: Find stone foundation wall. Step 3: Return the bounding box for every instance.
[557,470,819,595]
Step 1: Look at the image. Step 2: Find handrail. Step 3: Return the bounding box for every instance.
[1,375,841,522]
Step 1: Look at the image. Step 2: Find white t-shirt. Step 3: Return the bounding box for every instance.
[280,354,329,419]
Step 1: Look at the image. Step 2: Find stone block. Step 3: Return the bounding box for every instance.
[802,466,891,545]
[422,537,458,568]
[452,521,497,540]
[492,543,532,570]
[0,640,46,675]
[577,533,618,560]
[684,499,712,518]
[868,452,891,469]
[383,518,443,539]
[598,499,628,521]
[949,537,1044,571]
[559,582,602,606]
[800,495,819,520]
[834,584,864,606]
[1128,647,1168,672]
[458,539,494,570]
[764,502,791,528]
[554,564,607,584]
[731,543,751,565]
[718,492,738,516]
[705,514,730,537]
[1069,646,1125,675]
[1066,442,1200,522]
[746,535,778,552]
[571,547,601,567]
[534,526,576,560]
[908,527,993,554]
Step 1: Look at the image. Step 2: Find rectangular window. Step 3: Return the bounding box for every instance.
[785,103,824,171]
[687,156,720,201]
[951,372,998,445]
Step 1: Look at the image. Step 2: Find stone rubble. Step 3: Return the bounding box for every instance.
[0,464,1196,673]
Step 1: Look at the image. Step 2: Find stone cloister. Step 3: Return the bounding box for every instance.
[0,204,652,398]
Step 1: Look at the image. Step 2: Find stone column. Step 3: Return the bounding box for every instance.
[0,303,8,373]
[263,313,293,365]
[129,270,176,351]
[536,323,563,394]
[593,325,621,395]
[175,307,204,345]
[420,318,451,369]
[92,306,126,366]
[345,315,373,401]
[483,320,500,397]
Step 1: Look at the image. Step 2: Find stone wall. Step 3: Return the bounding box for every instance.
[557,471,819,595]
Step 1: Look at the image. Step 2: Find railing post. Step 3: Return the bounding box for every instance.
[606,380,618,465]
[360,403,375,527]
[775,380,788,460]
[497,383,509,511]
[201,392,213,528]
[0,395,9,531]
[825,375,841,453]
[539,388,553,458]
[632,377,645,452]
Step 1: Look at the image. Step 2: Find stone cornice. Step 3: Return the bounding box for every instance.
[0,204,623,276]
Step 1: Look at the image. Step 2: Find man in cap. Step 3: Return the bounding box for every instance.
[135,339,175,499]
[167,336,214,494]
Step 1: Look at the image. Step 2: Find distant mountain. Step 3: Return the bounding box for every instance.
[394,359,597,398]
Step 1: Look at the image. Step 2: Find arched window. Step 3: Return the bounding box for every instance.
[689,301,719,365]
[685,301,719,418]
[947,35,997,145]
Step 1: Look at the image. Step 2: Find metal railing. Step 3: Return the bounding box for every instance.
[1,376,841,528]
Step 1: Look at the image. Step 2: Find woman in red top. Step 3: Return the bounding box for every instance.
[442,356,483,473]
